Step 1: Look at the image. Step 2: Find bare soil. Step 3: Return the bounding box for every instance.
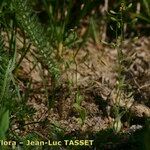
[12,36,150,149]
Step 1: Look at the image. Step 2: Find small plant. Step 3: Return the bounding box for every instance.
[108,2,133,133]
[73,90,86,125]
[12,0,60,79]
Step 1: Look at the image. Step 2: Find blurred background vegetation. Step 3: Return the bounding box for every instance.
[29,0,150,39]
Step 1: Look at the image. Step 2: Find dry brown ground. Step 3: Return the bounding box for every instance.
[12,36,150,138]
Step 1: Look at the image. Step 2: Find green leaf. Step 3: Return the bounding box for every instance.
[0,109,9,139]
[110,17,118,22]
[113,117,122,133]
[110,25,115,31]
[143,0,150,17]
[73,103,82,112]
[80,108,86,122]
[0,59,12,102]
[73,103,86,124]
[75,91,83,105]
[127,3,132,9]
[110,10,117,14]
[131,18,138,24]
[117,22,121,28]
[77,118,83,125]
[136,14,150,23]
